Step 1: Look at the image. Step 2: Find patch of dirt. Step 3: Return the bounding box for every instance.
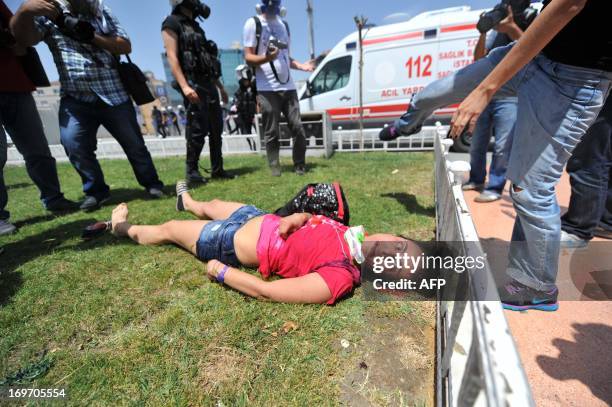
[340,303,436,406]
[197,347,253,390]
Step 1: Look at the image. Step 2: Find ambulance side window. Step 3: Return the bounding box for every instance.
[311,56,352,96]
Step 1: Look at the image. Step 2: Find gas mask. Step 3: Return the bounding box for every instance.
[169,0,211,20]
[256,0,287,18]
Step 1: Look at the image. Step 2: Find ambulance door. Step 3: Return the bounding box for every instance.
[302,55,355,113]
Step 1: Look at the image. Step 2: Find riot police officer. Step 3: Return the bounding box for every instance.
[162,0,234,183]
[234,65,258,151]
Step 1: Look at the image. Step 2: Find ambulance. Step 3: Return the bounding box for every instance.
[299,6,486,151]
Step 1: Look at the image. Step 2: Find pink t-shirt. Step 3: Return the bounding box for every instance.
[256,215,360,304]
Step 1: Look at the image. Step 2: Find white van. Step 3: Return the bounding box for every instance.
[299,6,486,149]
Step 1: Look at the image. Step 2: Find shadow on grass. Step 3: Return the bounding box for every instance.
[279,162,327,173]
[381,192,435,217]
[6,183,31,191]
[0,218,132,306]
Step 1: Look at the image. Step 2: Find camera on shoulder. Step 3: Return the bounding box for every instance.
[477,0,538,33]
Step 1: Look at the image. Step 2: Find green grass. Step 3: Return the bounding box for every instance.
[0,152,435,406]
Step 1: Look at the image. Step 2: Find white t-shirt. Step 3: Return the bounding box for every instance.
[243,15,295,92]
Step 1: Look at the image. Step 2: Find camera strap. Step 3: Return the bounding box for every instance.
[253,16,291,85]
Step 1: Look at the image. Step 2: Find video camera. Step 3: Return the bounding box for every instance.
[476,0,538,33]
[268,36,288,52]
[52,0,96,43]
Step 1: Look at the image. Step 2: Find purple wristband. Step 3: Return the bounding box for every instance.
[217,265,230,284]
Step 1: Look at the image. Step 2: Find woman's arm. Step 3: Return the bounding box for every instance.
[278,212,311,239]
[449,0,587,138]
[206,260,332,304]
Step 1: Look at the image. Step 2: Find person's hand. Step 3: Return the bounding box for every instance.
[206,260,225,281]
[182,85,201,104]
[299,60,315,72]
[449,87,493,139]
[266,47,279,62]
[495,6,517,35]
[278,213,308,240]
[219,86,229,104]
[22,0,59,19]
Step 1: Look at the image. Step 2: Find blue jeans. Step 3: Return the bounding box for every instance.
[468,98,517,193]
[561,98,612,240]
[1,92,65,219]
[397,43,612,291]
[59,97,163,199]
[196,205,267,266]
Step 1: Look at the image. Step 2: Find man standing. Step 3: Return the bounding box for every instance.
[561,98,612,247]
[152,105,167,138]
[462,7,524,203]
[12,0,165,211]
[379,0,612,311]
[243,0,313,176]
[1,0,76,235]
[234,64,258,151]
[162,0,234,184]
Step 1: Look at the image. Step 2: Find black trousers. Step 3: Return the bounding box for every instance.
[562,98,612,239]
[184,85,224,174]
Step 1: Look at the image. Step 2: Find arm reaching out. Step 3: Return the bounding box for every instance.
[449,0,587,138]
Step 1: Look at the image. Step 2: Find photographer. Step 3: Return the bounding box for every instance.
[1,0,77,236]
[11,0,164,211]
[243,0,314,177]
[162,0,234,184]
[464,4,529,203]
[380,0,611,312]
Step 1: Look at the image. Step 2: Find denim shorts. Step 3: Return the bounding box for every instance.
[196,205,267,266]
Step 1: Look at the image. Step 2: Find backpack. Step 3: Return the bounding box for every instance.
[252,16,291,85]
[275,183,350,226]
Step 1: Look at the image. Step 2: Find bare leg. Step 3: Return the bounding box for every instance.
[181,191,245,220]
[112,203,208,256]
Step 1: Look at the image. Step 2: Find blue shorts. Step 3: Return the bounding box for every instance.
[196,205,267,266]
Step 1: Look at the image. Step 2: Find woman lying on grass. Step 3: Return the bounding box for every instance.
[110,182,412,305]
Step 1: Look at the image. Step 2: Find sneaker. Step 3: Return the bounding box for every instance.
[593,226,612,240]
[147,187,165,199]
[474,190,501,203]
[501,281,559,312]
[462,182,485,192]
[176,180,189,212]
[560,230,589,249]
[211,170,237,180]
[0,219,17,236]
[270,166,281,177]
[80,194,111,212]
[294,165,306,176]
[46,197,79,213]
[186,170,208,184]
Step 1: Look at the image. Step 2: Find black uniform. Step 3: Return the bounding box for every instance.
[234,78,257,136]
[162,12,224,176]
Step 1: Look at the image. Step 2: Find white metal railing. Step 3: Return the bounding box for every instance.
[434,125,534,407]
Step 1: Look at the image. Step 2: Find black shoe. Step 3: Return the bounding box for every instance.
[501,280,559,312]
[147,187,165,199]
[211,170,237,180]
[80,194,111,212]
[186,170,208,184]
[378,125,400,141]
[593,226,612,240]
[295,165,306,176]
[46,197,79,213]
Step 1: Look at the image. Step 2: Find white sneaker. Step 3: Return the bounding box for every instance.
[560,230,588,249]
[0,219,17,236]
